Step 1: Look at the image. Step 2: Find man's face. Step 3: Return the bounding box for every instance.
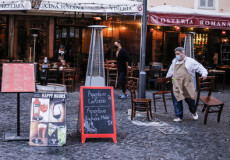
[175,51,185,60]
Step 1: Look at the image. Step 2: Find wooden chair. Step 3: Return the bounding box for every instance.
[130,80,153,121]
[62,68,76,92]
[48,68,59,83]
[105,60,118,87]
[148,66,162,90]
[126,63,139,90]
[196,76,224,125]
[152,77,172,113]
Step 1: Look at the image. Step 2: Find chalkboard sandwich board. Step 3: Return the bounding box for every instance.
[80,86,117,143]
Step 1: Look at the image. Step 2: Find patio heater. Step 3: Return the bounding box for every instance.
[29,28,42,82]
[184,32,195,58]
[184,32,197,88]
[85,25,107,86]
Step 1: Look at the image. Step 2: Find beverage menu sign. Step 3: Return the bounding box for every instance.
[29,93,67,146]
[80,86,117,143]
[1,63,35,92]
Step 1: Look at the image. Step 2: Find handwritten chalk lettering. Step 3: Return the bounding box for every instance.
[88,97,107,104]
[85,105,110,108]
[107,120,113,125]
[88,90,107,98]
[85,116,100,121]
[101,115,110,120]
[0,4,24,9]
[87,108,106,114]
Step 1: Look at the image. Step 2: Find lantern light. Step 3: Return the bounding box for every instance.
[150,28,154,32]
[94,17,101,20]
[221,30,226,36]
[175,26,181,31]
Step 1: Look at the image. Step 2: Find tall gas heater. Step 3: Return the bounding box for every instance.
[85,25,107,86]
[184,32,197,89]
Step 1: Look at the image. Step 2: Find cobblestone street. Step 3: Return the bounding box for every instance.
[0,85,230,160]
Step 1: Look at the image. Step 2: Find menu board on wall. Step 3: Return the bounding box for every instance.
[29,93,67,146]
[1,63,35,92]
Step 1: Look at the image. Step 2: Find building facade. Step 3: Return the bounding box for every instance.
[147,0,230,67]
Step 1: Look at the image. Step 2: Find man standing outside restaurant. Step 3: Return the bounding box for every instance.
[114,40,132,99]
[166,47,208,122]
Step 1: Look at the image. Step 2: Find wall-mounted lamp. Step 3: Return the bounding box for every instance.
[221,30,226,36]
[94,17,102,21]
[175,26,181,31]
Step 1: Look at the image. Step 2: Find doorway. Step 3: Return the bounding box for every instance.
[164,32,179,65]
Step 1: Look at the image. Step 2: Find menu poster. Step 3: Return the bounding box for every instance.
[1,63,35,92]
[29,93,67,146]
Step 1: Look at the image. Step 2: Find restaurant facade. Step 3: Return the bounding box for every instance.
[1,1,230,72]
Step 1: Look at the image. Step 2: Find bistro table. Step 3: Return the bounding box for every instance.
[209,69,225,91]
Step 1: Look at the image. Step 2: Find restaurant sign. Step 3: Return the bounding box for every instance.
[39,2,142,13]
[0,0,31,10]
[148,13,230,29]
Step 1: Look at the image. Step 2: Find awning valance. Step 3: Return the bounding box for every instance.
[39,0,142,14]
[0,0,31,10]
[148,5,230,29]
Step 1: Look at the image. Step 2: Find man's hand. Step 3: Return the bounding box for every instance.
[128,66,132,70]
[201,76,207,80]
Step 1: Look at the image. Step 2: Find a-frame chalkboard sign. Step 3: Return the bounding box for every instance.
[80,86,117,143]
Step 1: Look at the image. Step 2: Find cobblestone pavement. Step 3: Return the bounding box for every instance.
[0,84,230,160]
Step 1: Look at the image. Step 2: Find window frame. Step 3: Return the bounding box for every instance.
[198,0,215,9]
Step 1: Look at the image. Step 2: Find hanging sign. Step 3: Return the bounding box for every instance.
[39,0,142,13]
[0,0,31,10]
[1,63,35,92]
[29,93,67,146]
[148,13,230,29]
[80,86,117,143]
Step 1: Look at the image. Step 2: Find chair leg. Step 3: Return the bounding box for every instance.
[162,94,167,113]
[202,104,207,112]
[146,103,150,122]
[149,101,153,118]
[131,105,134,120]
[217,104,224,123]
[204,105,210,125]
[153,95,156,112]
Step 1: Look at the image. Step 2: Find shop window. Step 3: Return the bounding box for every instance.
[62,28,67,38]
[193,34,208,64]
[70,27,75,38]
[199,0,215,9]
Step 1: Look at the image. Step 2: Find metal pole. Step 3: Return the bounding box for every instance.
[33,36,36,63]
[17,93,20,136]
[138,0,147,98]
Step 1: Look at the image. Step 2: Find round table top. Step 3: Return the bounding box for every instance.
[36,83,66,92]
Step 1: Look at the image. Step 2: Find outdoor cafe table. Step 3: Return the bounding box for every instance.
[208,69,225,91]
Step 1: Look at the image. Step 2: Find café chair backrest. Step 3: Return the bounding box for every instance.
[195,76,224,125]
[129,80,153,122]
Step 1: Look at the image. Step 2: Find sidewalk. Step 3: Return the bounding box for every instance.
[0,85,229,160]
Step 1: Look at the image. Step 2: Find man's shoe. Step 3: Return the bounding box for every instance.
[173,117,182,122]
[192,112,198,120]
